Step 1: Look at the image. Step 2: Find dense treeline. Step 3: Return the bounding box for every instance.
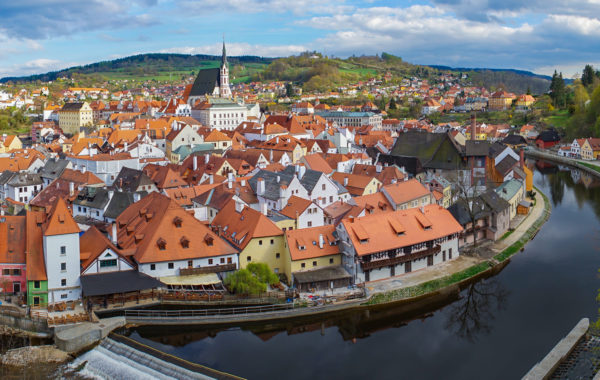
[557,64,600,139]
[468,70,550,95]
[0,53,273,83]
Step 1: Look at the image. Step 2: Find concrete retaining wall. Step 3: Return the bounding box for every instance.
[523,318,589,380]
[54,317,125,353]
[0,311,52,337]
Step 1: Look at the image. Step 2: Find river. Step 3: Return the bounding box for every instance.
[122,162,600,380]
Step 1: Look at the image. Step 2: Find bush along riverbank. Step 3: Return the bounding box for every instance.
[365,187,552,307]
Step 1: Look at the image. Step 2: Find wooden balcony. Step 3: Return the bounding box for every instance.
[360,245,441,271]
[179,264,237,276]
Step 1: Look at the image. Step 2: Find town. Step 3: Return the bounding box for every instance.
[0,42,564,318]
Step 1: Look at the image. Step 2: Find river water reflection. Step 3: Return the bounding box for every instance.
[125,162,600,380]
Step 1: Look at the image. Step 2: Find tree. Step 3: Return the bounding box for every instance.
[582,64,596,87]
[224,263,279,295]
[389,97,397,110]
[550,71,566,108]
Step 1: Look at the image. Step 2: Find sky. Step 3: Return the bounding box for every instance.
[1,0,600,79]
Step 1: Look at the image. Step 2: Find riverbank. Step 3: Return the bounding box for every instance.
[525,148,600,178]
[122,186,552,326]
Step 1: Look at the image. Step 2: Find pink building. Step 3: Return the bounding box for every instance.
[0,215,27,294]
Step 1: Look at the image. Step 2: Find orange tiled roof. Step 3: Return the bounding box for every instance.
[26,211,47,281]
[286,225,339,261]
[279,196,313,219]
[0,215,26,264]
[43,197,80,236]
[341,205,462,256]
[382,179,431,205]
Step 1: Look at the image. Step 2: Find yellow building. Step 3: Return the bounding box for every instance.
[464,128,488,141]
[496,178,525,219]
[58,102,93,135]
[488,91,514,111]
[515,94,535,108]
[211,200,288,280]
[580,138,600,161]
[0,135,22,153]
[331,172,382,196]
[285,225,348,291]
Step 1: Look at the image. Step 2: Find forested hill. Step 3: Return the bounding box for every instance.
[0,53,273,83]
[430,65,552,94]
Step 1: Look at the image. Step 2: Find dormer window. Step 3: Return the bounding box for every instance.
[180,236,190,248]
[204,234,214,246]
[173,216,182,228]
[157,238,167,250]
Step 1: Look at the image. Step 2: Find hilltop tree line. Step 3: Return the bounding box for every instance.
[554,64,600,139]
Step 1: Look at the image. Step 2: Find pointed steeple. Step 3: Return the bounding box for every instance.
[222,37,228,67]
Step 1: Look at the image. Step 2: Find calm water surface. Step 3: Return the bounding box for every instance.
[126,163,600,380]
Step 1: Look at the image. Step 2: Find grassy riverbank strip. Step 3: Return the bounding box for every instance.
[494,186,551,262]
[366,187,552,306]
[365,261,493,305]
[578,161,600,173]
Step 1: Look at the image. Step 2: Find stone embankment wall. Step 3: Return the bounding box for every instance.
[0,309,51,337]
[526,150,600,178]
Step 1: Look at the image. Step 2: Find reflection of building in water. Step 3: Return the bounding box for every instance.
[570,168,582,185]
[581,172,595,189]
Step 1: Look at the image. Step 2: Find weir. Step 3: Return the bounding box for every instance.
[70,335,243,380]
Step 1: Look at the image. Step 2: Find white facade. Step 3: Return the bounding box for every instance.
[66,155,140,185]
[192,103,248,131]
[138,254,239,278]
[81,248,134,275]
[43,233,81,303]
[296,204,325,229]
[304,173,342,208]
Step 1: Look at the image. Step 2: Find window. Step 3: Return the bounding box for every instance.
[329,258,334,264]
[247,256,251,262]
[307,221,312,227]
[61,279,67,287]
[219,257,225,264]
[61,294,68,299]
[11,268,20,276]
[2,269,9,276]
[150,264,156,270]
[100,259,117,268]
[259,240,263,245]
[60,246,66,255]
[227,257,232,264]
[322,184,326,191]
[168,262,174,269]
[60,262,66,271]
[276,253,280,259]
[270,239,274,245]
[34,281,40,289]
[301,263,305,268]
[313,261,317,267]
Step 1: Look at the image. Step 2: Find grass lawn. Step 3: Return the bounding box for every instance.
[543,110,570,128]
[578,161,600,173]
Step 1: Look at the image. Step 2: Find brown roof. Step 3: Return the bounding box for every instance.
[279,196,313,219]
[59,168,104,186]
[26,211,47,281]
[0,216,26,264]
[79,226,133,270]
[211,199,283,250]
[116,192,236,264]
[286,225,340,261]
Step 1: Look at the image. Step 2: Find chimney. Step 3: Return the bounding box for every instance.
[276,136,279,144]
[520,148,525,169]
[319,234,324,249]
[124,141,128,151]
[227,172,234,189]
[279,185,286,198]
[241,179,246,186]
[69,182,74,196]
[349,215,354,223]
[205,153,210,164]
[343,177,348,187]
[276,175,280,183]
[108,189,114,200]
[376,163,382,173]
[299,165,306,180]
[111,222,118,245]
[193,155,198,171]
[209,174,214,184]
[257,178,265,196]
[235,200,245,213]
[133,192,141,202]
[260,202,268,215]
[470,113,476,141]
[82,165,86,173]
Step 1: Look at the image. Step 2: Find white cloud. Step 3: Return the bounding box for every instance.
[0,58,66,78]
[177,0,352,15]
[160,42,309,57]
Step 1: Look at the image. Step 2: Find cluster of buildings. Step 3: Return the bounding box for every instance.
[0,44,544,311]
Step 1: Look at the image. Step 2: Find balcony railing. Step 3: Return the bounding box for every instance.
[360,245,441,270]
[179,264,236,276]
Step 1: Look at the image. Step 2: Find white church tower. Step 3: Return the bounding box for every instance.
[219,40,232,98]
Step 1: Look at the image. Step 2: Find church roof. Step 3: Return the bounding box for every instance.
[189,68,221,98]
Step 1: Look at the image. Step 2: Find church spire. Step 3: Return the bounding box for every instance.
[222,36,228,67]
